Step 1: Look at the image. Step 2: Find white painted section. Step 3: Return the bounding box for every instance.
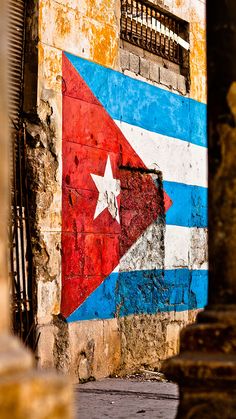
[115,120,207,188]
[119,220,164,272]
[164,224,190,269]
[119,223,208,272]
[165,225,208,270]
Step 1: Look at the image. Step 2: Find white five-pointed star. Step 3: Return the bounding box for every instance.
[91,155,121,223]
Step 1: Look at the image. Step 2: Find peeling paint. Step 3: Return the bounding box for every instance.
[38,0,119,68]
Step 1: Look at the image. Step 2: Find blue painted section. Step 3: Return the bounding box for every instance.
[65,52,207,148]
[190,98,208,149]
[164,181,208,227]
[190,270,209,309]
[67,272,118,322]
[66,269,208,322]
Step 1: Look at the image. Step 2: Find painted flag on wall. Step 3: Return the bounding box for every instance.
[61,53,172,317]
[61,52,208,322]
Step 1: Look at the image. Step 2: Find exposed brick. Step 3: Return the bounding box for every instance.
[140,58,150,79]
[149,62,160,83]
[162,60,180,74]
[143,50,163,66]
[120,49,129,71]
[177,74,187,95]
[160,67,178,90]
[122,40,144,57]
[129,53,139,74]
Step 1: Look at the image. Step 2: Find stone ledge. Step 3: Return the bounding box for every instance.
[163,351,236,382]
[180,322,236,353]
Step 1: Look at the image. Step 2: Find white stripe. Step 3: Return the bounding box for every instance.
[115,120,207,188]
[119,223,208,272]
[165,225,208,270]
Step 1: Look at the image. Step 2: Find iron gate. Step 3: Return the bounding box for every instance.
[10,127,34,347]
[9,0,35,348]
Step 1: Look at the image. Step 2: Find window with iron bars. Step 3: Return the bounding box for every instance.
[120,0,189,69]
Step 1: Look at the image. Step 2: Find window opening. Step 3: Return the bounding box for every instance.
[120,0,189,68]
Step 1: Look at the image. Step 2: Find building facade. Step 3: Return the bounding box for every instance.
[20,0,207,381]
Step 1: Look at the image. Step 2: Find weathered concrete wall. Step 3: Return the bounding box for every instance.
[27,0,207,381]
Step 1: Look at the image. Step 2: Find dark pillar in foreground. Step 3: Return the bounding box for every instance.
[164,2,236,417]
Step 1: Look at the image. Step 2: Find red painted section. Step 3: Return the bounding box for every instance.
[61,54,172,317]
[120,170,166,256]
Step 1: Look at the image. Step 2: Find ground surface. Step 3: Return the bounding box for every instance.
[74,376,178,419]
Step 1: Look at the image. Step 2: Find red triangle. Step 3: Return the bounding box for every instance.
[61,54,172,317]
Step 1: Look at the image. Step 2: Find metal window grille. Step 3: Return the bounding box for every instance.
[120,0,189,66]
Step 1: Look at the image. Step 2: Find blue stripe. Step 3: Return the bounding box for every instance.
[65,52,207,148]
[66,269,208,322]
[164,181,208,227]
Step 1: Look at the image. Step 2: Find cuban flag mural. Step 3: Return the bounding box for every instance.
[61,52,208,322]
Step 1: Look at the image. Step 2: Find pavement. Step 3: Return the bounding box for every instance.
[74,375,178,419]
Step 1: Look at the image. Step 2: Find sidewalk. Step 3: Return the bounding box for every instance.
[74,376,178,419]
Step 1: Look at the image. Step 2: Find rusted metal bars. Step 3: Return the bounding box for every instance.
[10,126,34,347]
[120,0,185,66]
[8,0,35,349]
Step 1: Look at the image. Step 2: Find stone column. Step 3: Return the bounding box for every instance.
[163,2,236,417]
[0,0,73,417]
